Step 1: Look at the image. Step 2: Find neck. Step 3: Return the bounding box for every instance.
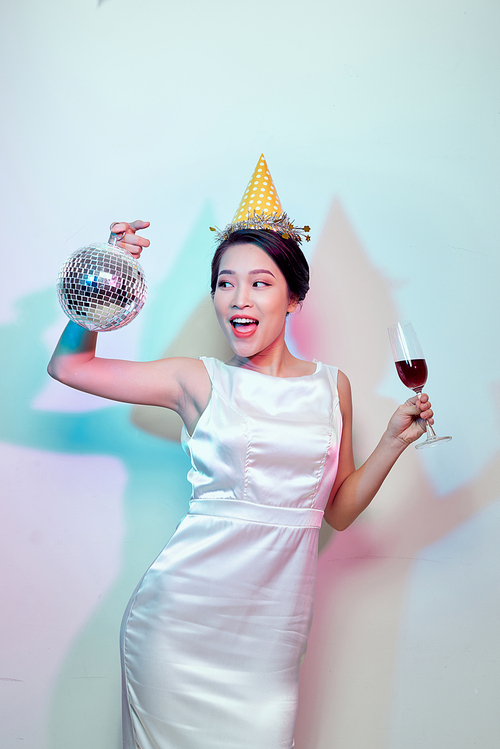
[228,341,300,378]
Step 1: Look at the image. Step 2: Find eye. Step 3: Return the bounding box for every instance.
[253,280,270,287]
[217,280,232,288]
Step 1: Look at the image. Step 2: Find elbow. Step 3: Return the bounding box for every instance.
[47,360,58,380]
[324,509,355,532]
[327,518,354,532]
[47,358,69,384]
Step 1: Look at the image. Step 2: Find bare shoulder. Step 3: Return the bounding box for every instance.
[156,356,211,400]
[336,369,351,391]
[158,355,208,379]
[336,370,352,417]
[178,357,211,397]
[159,357,212,426]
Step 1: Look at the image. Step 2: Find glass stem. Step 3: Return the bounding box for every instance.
[416,390,436,439]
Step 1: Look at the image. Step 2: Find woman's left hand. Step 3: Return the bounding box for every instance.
[386,393,434,447]
[109,220,150,258]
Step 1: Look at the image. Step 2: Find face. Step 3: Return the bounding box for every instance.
[213,243,298,359]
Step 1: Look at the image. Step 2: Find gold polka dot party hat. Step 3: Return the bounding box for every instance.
[211,154,310,243]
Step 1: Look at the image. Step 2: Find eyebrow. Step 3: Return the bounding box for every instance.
[218,269,276,278]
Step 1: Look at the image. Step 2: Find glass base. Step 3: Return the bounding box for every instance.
[415,435,452,450]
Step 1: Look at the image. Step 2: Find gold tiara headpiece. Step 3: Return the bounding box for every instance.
[210,154,310,244]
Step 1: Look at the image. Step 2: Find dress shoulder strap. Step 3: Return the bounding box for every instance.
[198,357,230,397]
[316,362,340,411]
[198,356,217,382]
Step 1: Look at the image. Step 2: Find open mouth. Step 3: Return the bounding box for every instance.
[230,317,259,336]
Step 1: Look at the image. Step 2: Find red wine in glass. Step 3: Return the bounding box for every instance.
[395,358,428,391]
[388,321,451,449]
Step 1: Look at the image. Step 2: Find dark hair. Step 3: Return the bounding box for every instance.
[210,229,310,303]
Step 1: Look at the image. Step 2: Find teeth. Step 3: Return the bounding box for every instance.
[232,318,257,324]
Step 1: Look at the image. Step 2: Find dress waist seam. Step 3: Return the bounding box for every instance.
[188,497,324,529]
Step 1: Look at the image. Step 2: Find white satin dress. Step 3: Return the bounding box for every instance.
[120,357,342,749]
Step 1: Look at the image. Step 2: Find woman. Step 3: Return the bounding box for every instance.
[48,164,433,749]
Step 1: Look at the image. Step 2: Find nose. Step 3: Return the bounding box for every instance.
[231,284,251,309]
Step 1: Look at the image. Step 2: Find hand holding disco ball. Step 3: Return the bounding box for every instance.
[57,221,149,332]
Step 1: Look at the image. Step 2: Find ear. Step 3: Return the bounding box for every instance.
[287,294,299,314]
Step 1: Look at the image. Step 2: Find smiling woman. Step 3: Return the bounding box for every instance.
[47,155,434,749]
[210,228,310,304]
[214,242,298,360]
[210,228,312,374]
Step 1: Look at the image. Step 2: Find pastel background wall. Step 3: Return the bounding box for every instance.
[1,1,499,748]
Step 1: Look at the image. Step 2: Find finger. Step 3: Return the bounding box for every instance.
[419,415,434,427]
[129,220,150,231]
[404,397,420,413]
[121,232,150,248]
[110,221,130,234]
[109,221,150,235]
[119,242,143,258]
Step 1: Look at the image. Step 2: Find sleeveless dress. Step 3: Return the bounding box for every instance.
[120,357,342,749]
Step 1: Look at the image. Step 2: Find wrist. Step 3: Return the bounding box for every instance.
[380,428,410,457]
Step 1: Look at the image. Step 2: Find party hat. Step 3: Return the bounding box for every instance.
[233,154,284,221]
[211,154,310,243]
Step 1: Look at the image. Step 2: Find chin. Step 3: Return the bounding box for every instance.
[221,320,285,358]
[230,341,260,358]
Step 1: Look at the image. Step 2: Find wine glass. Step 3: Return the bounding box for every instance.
[387,321,452,449]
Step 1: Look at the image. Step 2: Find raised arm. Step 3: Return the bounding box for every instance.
[324,371,434,531]
[47,221,211,433]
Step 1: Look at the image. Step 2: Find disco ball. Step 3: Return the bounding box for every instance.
[57,241,147,331]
